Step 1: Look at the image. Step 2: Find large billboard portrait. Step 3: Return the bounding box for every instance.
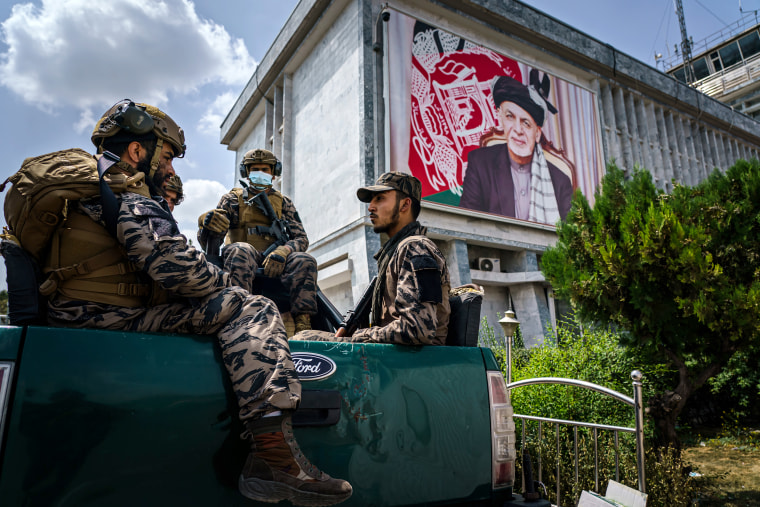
[387,9,604,226]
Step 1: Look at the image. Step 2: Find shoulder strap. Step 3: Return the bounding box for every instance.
[98,151,122,237]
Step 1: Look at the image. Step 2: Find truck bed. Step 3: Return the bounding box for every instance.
[0,325,508,506]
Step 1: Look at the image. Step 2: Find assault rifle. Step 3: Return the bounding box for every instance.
[239,180,346,331]
[339,276,376,336]
[202,180,286,268]
[240,180,291,258]
[201,224,224,268]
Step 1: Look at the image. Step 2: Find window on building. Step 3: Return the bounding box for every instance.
[672,67,687,83]
[719,42,743,68]
[709,51,723,72]
[692,57,711,80]
[739,31,760,59]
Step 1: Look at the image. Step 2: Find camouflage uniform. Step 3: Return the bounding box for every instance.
[298,223,450,345]
[206,189,317,316]
[297,171,451,345]
[357,223,451,344]
[48,192,301,421]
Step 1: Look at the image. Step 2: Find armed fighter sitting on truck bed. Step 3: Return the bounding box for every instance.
[198,149,318,334]
[297,172,451,345]
[32,100,351,506]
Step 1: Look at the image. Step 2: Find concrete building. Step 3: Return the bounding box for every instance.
[220,0,760,346]
[664,12,760,120]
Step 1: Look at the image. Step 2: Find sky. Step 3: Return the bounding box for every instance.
[0,0,755,292]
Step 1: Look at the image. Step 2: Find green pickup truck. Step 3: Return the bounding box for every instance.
[0,242,547,506]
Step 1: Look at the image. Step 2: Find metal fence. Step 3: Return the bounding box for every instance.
[507,372,646,506]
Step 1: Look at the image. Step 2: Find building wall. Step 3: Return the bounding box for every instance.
[230,0,375,308]
[290,0,364,243]
[597,79,760,189]
[221,0,760,346]
[235,114,269,173]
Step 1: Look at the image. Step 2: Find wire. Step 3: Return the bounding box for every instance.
[665,4,674,57]
[694,0,728,26]
[649,0,674,63]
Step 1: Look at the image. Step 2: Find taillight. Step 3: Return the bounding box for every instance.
[487,371,515,489]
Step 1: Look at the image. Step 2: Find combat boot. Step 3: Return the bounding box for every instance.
[239,413,352,506]
[294,314,312,333]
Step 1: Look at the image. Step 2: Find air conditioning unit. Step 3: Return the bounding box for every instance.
[475,257,500,272]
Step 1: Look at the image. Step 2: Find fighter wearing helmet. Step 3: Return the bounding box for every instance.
[162,174,184,211]
[198,148,318,334]
[91,99,186,190]
[46,101,352,506]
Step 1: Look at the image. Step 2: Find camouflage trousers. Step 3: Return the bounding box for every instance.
[223,242,318,316]
[48,286,301,422]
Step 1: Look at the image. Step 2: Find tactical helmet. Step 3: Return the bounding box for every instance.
[162,175,184,206]
[239,148,282,178]
[92,99,186,158]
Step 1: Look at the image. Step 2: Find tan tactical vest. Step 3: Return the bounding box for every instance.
[39,172,169,307]
[226,187,283,252]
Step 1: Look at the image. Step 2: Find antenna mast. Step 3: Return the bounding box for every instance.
[675,0,696,83]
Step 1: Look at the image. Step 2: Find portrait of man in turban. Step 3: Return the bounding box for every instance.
[459,71,574,224]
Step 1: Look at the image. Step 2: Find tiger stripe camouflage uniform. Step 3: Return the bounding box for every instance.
[214,190,317,316]
[297,223,451,345]
[48,192,301,421]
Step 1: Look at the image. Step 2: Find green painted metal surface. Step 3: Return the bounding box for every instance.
[0,326,507,506]
[0,325,22,361]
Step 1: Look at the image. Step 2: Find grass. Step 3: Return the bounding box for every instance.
[681,417,760,506]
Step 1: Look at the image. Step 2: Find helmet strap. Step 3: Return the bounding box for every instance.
[148,138,164,181]
[116,160,138,176]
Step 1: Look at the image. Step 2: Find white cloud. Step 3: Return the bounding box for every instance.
[198,91,237,135]
[173,177,228,242]
[73,108,96,134]
[0,0,256,116]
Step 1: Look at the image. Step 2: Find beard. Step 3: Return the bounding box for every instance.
[372,201,401,234]
[135,154,167,196]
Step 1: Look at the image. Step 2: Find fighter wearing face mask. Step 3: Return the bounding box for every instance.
[198,149,317,333]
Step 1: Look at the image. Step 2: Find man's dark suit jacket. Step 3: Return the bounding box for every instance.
[459,143,573,221]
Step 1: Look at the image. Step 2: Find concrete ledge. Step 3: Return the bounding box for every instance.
[318,258,353,290]
[471,269,546,286]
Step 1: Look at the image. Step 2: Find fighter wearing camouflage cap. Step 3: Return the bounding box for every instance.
[297,171,451,345]
[198,148,318,334]
[46,100,352,505]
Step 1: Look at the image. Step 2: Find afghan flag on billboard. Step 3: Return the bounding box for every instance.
[387,10,604,225]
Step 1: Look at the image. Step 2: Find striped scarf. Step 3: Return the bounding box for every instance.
[527,147,560,224]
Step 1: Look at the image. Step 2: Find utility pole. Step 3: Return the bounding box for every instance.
[675,0,696,84]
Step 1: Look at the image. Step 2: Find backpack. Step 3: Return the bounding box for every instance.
[1,148,100,263]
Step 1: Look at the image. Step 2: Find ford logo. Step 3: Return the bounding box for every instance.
[291,352,336,381]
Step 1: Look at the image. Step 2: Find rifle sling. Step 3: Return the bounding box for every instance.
[97,151,122,238]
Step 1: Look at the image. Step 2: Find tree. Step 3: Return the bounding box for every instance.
[541,161,760,447]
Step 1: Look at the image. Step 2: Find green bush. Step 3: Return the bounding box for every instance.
[705,344,760,419]
[482,315,673,429]
[541,161,760,446]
